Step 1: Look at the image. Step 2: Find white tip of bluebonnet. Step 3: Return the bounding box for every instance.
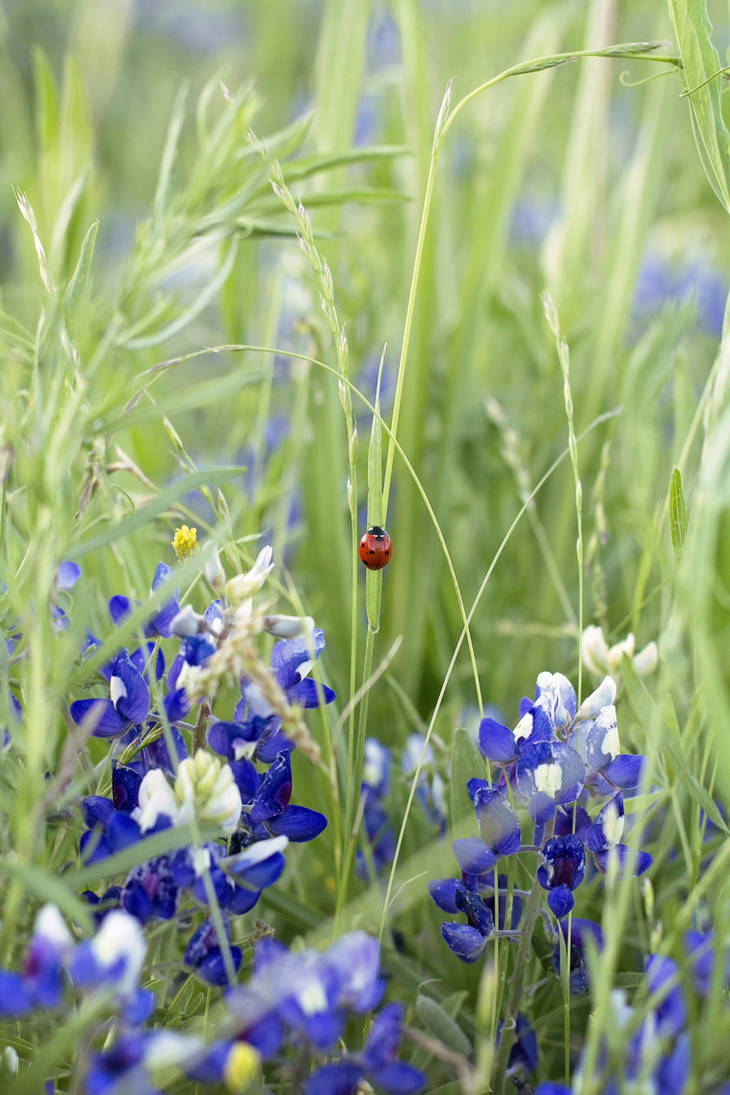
[533,760,564,798]
[601,798,625,847]
[581,625,610,675]
[203,547,226,589]
[145,1031,204,1070]
[576,676,617,721]
[513,710,533,742]
[170,604,204,637]
[536,671,575,728]
[402,733,433,775]
[633,641,658,676]
[229,835,289,871]
[135,768,181,832]
[190,846,212,877]
[263,614,314,639]
[109,673,128,709]
[91,910,146,997]
[34,904,73,950]
[226,546,275,603]
[363,737,390,790]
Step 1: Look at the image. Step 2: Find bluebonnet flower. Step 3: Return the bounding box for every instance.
[684,929,730,995]
[70,909,154,1024]
[541,953,693,1094]
[402,732,447,833]
[85,1028,260,1095]
[0,905,73,1015]
[433,669,652,976]
[184,914,242,986]
[306,1003,426,1095]
[497,1012,538,1078]
[634,251,728,337]
[581,625,657,682]
[431,782,523,961]
[552,918,604,996]
[224,931,423,1089]
[537,834,586,918]
[234,628,336,749]
[356,738,396,879]
[0,904,153,1026]
[108,562,181,640]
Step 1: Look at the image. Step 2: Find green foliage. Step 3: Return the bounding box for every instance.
[1,1,729,1091]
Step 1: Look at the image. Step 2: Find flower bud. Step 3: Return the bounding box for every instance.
[226,547,274,603]
[262,614,314,639]
[174,752,242,834]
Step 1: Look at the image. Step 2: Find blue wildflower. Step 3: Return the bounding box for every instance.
[184,914,242,986]
[552,918,604,995]
[356,738,396,879]
[306,1003,426,1095]
[0,905,73,1015]
[402,732,447,833]
[537,834,586,918]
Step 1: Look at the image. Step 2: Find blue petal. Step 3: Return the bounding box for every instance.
[122,989,155,1029]
[547,885,574,918]
[109,595,132,625]
[70,698,128,738]
[112,766,142,813]
[428,878,463,913]
[181,635,216,666]
[250,752,292,823]
[57,561,81,589]
[231,851,286,890]
[306,1062,363,1095]
[452,837,497,875]
[646,954,687,1037]
[195,947,242,986]
[479,717,517,763]
[593,845,652,877]
[130,644,165,682]
[163,687,189,724]
[363,1002,403,1067]
[289,678,337,708]
[267,805,328,842]
[474,789,521,856]
[0,970,33,1015]
[368,1062,427,1094]
[208,720,258,760]
[466,777,491,803]
[256,728,294,762]
[82,795,115,827]
[227,886,262,914]
[230,758,260,800]
[106,812,143,852]
[110,656,150,724]
[440,922,487,962]
[603,754,644,790]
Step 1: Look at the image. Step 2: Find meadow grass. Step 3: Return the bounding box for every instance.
[1,1,729,1092]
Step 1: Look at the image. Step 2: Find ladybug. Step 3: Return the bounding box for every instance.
[358,525,392,570]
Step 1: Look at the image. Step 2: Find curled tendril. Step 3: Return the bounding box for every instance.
[619,67,676,89]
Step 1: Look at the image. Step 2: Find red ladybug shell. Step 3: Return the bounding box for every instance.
[359,525,392,570]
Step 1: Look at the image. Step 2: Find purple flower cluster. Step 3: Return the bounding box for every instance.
[67,552,334,986]
[0,904,152,1026]
[431,671,651,967]
[357,733,447,880]
[226,930,426,1095]
[536,933,730,1095]
[12,924,426,1095]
